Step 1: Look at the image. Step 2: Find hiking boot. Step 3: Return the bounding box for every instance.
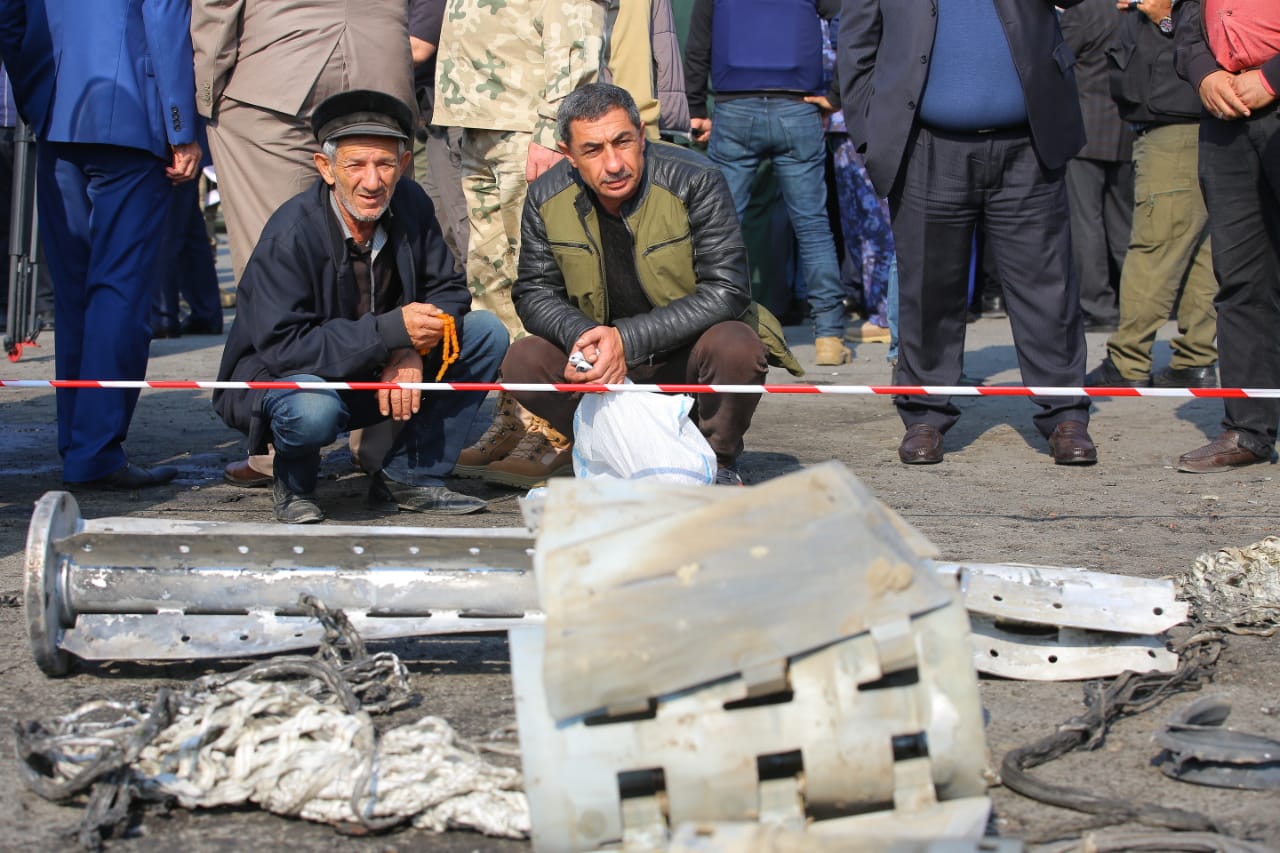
[844,321,891,344]
[273,477,324,524]
[483,417,573,488]
[815,336,852,365]
[454,391,527,478]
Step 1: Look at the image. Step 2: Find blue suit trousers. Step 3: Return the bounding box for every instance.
[38,142,170,482]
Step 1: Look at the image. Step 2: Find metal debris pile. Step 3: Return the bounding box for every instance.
[14,599,528,850]
[1001,536,1280,848]
[1172,535,1280,635]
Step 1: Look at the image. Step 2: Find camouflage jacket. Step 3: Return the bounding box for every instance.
[433,0,606,148]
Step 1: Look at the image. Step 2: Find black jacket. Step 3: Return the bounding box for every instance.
[838,0,1086,197]
[213,177,469,453]
[1108,8,1201,124]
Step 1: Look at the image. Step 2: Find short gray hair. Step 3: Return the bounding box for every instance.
[556,83,642,146]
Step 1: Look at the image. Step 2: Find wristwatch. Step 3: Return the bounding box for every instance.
[1158,14,1174,33]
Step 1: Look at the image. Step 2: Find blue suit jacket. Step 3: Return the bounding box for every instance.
[0,0,196,158]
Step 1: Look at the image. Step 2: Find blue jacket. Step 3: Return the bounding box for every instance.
[0,0,197,157]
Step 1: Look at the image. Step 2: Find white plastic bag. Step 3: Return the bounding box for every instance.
[572,384,716,484]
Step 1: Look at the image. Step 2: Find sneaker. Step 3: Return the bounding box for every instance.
[714,466,744,486]
[483,418,574,488]
[814,336,852,365]
[845,321,891,344]
[980,292,1006,319]
[454,391,527,478]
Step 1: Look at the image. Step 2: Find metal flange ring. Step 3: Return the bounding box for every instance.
[24,491,80,676]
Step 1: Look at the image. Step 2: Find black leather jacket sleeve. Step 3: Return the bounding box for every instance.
[511,192,600,356]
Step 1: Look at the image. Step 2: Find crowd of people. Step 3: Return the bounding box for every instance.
[0,0,1275,522]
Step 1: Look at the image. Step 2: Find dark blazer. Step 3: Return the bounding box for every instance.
[1061,0,1133,162]
[213,176,470,453]
[838,0,1087,197]
[0,0,197,157]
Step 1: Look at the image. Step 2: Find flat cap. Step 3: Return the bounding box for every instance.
[311,89,414,145]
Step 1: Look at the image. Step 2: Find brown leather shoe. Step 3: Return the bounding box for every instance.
[1048,421,1097,465]
[223,458,272,488]
[898,424,944,464]
[1177,431,1270,473]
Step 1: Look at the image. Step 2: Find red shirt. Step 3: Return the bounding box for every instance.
[1203,0,1280,73]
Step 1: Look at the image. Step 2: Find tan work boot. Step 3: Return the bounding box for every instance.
[814,336,852,366]
[453,391,528,478]
[483,417,574,488]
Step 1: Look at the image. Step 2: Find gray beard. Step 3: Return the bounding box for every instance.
[338,190,389,223]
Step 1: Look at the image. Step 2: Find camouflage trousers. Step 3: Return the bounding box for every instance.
[461,128,532,339]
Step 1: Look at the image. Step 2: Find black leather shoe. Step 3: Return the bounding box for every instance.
[180,317,224,335]
[1048,421,1097,465]
[1084,356,1149,388]
[67,462,179,490]
[1177,431,1271,473]
[273,477,324,524]
[1083,315,1120,333]
[150,323,182,340]
[1152,364,1218,388]
[367,471,486,515]
[898,424,944,464]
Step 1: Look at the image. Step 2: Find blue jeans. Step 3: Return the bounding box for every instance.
[708,98,845,338]
[263,310,508,493]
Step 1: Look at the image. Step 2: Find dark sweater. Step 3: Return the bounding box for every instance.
[684,0,839,119]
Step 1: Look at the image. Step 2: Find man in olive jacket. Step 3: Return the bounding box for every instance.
[502,83,800,485]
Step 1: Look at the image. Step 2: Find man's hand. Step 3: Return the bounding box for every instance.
[690,117,712,145]
[565,325,627,384]
[804,94,835,115]
[1231,69,1277,112]
[167,142,202,184]
[526,143,565,183]
[1199,70,1251,119]
[401,302,446,353]
[1114,0,1172,25]
[378,348,423,421]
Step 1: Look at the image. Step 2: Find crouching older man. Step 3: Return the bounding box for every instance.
[501,83,801,485]
[213,90,508,523]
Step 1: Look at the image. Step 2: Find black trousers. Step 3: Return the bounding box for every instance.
[1200,104,1280,456]
[1065,155,1134,325]
[889,125,1090,437]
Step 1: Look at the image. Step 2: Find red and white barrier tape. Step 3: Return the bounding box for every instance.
[0,379,1274,398]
